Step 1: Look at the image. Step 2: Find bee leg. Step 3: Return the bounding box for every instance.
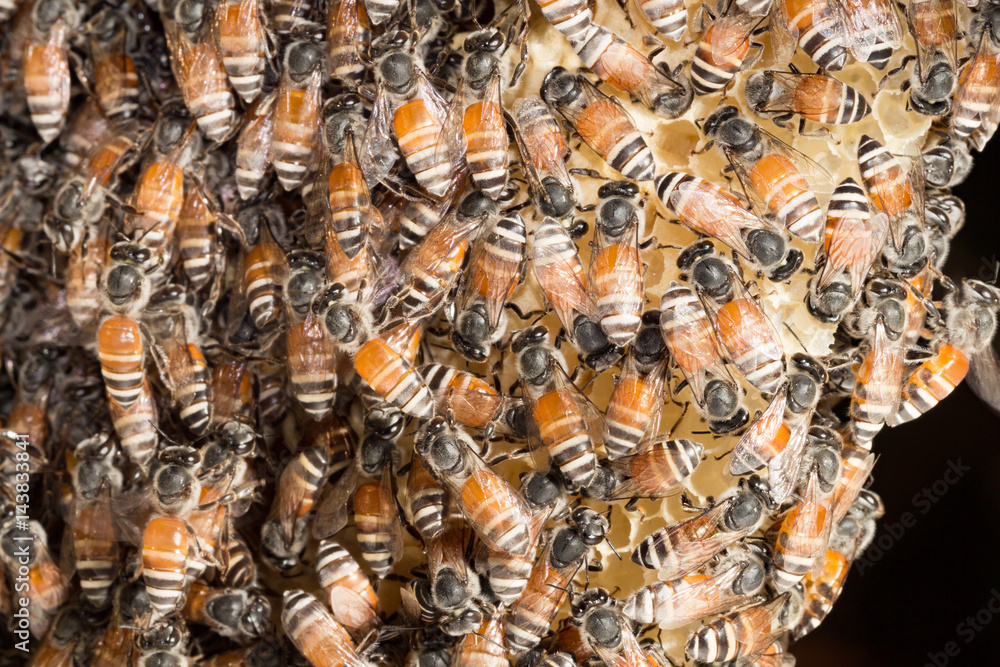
[624,496,641,511]
[569,167,605,180]
[613,0,635,27]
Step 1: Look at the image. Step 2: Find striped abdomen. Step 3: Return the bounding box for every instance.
[749,154,823,243]
[244,231,286,331]
[685,595,789,662]
[459,469,533,555]
[273,82,322,190]
[235,93,275,200]
[142,516,190,616]
[612,439,702,499]
[772,495,830,590]
[177,344,213,434]
[692,16,751,94]
[714,298,784,394]
[454,616,507,666]
[256,360,288,425]
[637,0,687,40]
[889,344,969,426]
[316,540,379,638]
[74,501,119,608]
[850,328,904,446]
[910,0,956,49]
[94,53,139,121]
[221,533,257,588]
[421,363,502,431]
[857,134,913,217]
[394,100,452,197]
[406,457,448,540]
[182,43,236,142]
[952,53,1000,140]
[604,369,664,459]
[327,159,371,259]
[281,590,363,667]
[505,545,578,652]
[485,547,536,606]
[575,99,654,181]
[178,189,216,290]
[590,244,643,346]
[399,238,470,321]
[464,99,509,198]
[128,160,184,254]
[98,316,145,409]
[23,29,70,143]
[353,481,399,577]
[354,339,434,419]
[623,566,744,629]
[793,75,871,123]
[327,0,371,84]
[109,379,158,467]
[533,388,597,487]
[217,0,266,102]
[537,0,594,42]
[780,0,847,71]
[399,198,441,250]
[659,282,721,402]
[287,317,338,420]
[794,547,848,639]
[271,0,314,34]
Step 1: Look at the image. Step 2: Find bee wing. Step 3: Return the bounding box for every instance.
[588,215,642,306]
[531,218,596,331]
[708,13,760,61]
[469,71,509,170]
[312,461,360,540]
[755,72,834,118]
[819,211,884,294]
[359,86,400,190]
[766,415,810,505]
[510,98,574,199]
[652,504,740,578]
[855,212,889,294]
[665,177,762,258]
[145,308,192,401]
[552,359,606,436]
[664,562,747,624]
[326,0,365,73]
[422,69,467,194]
[769,2,799,66]
[729,388,788,476]
[907,1,958,77]
[599,32,686,108]
[754,123,831,180]
[461,216,526,329]
[294,603,371,667]
[379,464,405,566]
[968,344,1000,416]
[839,0,903,63]
[831,450,877,525]
[864,320,906,422]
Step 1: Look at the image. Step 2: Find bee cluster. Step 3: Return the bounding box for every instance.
[0,0,999,664]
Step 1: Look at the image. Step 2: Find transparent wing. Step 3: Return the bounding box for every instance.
[968,344,1000,416]
[359,87,399,190]
[767,415,810,505]
[312,461,360,540]
[729,388,788,476]
[839,0,903,63]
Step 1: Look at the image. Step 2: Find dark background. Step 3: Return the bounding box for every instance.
[794,141,1000,666]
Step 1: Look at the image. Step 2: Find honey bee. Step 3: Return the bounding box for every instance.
[353,332,435,419]
[904,0,958,115]
[316,539,380,640]
[603,313,668,459]
[773,0,849,71]
[692,11,764,96]
[261,445,330,571]
[287,310,339,420]
[631,478,770,579]
[272,0,317,34]
[856,134,916,244]
[608,438,703,502]
[326,0,371,86]
[537,0,594,43]
[532,216,620,370]
[29,606,89,667]
[572,24,693,117]
[623,544,767,629]
[572,588,652,667]
[183,580,272,641]
[680,243,787,395]
[84,7,140,122]
[770,442,840,590]
[951,30,1000,149]
[452,615,507,667]
[273,41,325,191]
[325,126,376,261]
[282,589,374,667]
[362,33,464,197]
[351,438,405,577]
[244,221,287,332]
[419,363,527,438]
[506,508,608,652]
[164,0,238,143]
[415,416,540,557]
[541,67,655,181]
[659,279,749,433]
[214,0,267,103]
[514,326,603,489]
[829,437,876,524]
[703,105,823,244]
[235,92,276,201]
[809,177,889,323]
[0,519,70,637]
[425,505,482,622]
[745,70,872,128]
[22,0,75,142]
[685,590,802,663]
[589,181,645,348]
[97,313,148,411]
[632,0,688,41]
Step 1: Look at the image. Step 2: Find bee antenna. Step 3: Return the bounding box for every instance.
[473,632,506,651]
[783,322,809,353]
[604,538,622,560]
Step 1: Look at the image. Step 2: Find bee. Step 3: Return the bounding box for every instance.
[659,280,749,433]
[680,243,787,395]
[183,580,272,641]
[452,615,507,667]
[261,445,330,571]
[603,312,669,459]
[214,0,267,103]
[809,177,889,323]
[83,7,140,122]
[28,607,89,667]
[415,416,540,557]
[631,478,769,579]
[856,134,916,244]
[609,438,703,501]
[109,375,160,467]
[632,0,688,41]
[272,0,317,33]
[745,70,872,128]
[450,212,526,361]
[419,363,527,438]
[830,437,876,524]
[794,493,879,639]
[951,31,1000,149]
[425,506,481,620]
[532,216,619,370]
[79,118,149,197]
[244,222,287,332]
[692,11,763,96]
[22,0,74,142]
[219,530,258,588]
[351,436,405,577]
[396,176,467,250]
[904,0,958,115]
[404,455,449,541]
[506,508,608,653]
[326,127,375,261]
[353,332,435,420]
[685,590,802,663]
[773,0,849,71]
[770,442,841,590]
[362,34,463,197]
[316,540,380,640]
[287,311,339,420]
[281,589,374,667]
[537,0,594,43]
[326,0,371,86]
[514,326,602,489]
[0,519,70,637]
[273,41,325,191]
[541,67,656,181]
[97,314,148,411]
[892,280,1000,424]
[210,354,254,428]
[703,105,823,244]
[622,545,767,629]
[572,588,652,667]
[165,0,237,143]
[457,26,512,199]
[235,92,277,200]
[837,0,903,70]
[849,279,909,446]
[571,24,693,117]
[177,186,221,291]
[589,181,645,348]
